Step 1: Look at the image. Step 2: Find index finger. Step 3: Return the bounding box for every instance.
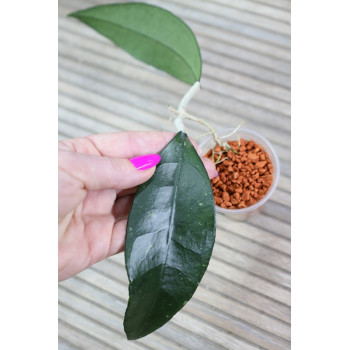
[87,131,202,158]
[61,130,216,179]
[88,131,176,158]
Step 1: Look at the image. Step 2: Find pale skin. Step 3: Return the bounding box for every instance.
[58,131,217,281]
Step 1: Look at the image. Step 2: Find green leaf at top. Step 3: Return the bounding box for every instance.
[124,132,216,340]
[68,3,202,85]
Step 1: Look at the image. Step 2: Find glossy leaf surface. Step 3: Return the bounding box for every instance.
[124,132,216,339]
[68,3,202,85]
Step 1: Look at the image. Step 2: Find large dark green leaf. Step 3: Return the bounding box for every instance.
[68,3,202,85]
[124,132,216,340]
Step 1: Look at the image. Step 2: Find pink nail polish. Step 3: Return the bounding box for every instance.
[214,171,219,177]
[130,154,161,170]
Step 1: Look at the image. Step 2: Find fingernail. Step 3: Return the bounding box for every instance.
[130,154,161,170]
[214,171,219,177]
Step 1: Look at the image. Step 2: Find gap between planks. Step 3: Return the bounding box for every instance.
[58,2,291,66]
[57,28,291,116]
[57,53,291,142]
[59,266,290,347]
[57,81,291,165]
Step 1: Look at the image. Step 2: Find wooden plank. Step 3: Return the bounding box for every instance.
[58,95,291,180]
[271,188,291,207]
[209,0,291,21]
[192,286,290,341]
[278,174,291,192]
[250,0,291,11]
[58,27,291,122]
[59,107,118,135]
[166,0,291,35]
[59,320,115,350]
[216,225,291,271]
[57,73,292,166]
[280,159,291,177]
[61,0,289,48]
[59,4,291,72]
[58,94,152,133]
[58,27,291,117]
[58,338,81,350]
[58,133,68,141]
[58,81,171,130]
[58,119,291,203]
[212,243,291,288]
[57,81,290,160]
[248,214,291,239]
[201,75,290,116]
[108,254,291,323]
[58,113,290,215]
[94,258,290,338]
[204,63,290,102]
[59,287,184,350]
[186,300,290,349]
[261,200,291,223]
[81,0,290,48]
[218,216,290,255]
[68,268,259,349]
[207,258,290,305]
[57,64,292,154]
[201,270,291,323]
[58,303,145,350]
[148,0,289,47]
[201,48,290,89]
[60,276,239,350]
[58,119,92,139]
[58,52,291,143]
[57,123,289,182]
[193,23,291,65]
[58,82,168,131]
[170,310,259,349]
[58,1,291,349]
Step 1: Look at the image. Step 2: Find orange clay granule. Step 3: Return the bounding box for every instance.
[205,138,274,209]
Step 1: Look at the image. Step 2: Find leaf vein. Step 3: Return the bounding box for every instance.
[73,14,198,82]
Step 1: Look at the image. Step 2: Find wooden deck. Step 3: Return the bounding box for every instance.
[58,0,291,349]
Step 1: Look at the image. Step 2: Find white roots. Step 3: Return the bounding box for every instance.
[169,81,244,150]
[168,105,222,146]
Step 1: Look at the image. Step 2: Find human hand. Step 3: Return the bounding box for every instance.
[58,131,217,281]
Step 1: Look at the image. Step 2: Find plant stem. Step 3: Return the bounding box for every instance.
[178,81,201,111]
[174,81,201,132]
[170,81,244,150]
[168,106,222,146]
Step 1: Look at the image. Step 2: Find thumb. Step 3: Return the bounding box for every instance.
[59,150,161,191]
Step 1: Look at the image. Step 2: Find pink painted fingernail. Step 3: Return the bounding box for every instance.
[214,171,219,177]
[130,154,161,170]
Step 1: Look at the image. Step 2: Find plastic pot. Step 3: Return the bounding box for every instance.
[199,127,280,220]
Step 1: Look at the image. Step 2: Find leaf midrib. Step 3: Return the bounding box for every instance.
[72,14,198,82]
[138,133,185,335]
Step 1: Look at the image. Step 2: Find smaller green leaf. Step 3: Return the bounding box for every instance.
[68,3,202,85]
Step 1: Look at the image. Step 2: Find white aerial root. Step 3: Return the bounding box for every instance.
[169,81,244,150]
[168,105,222,146]
[220,120,245,139]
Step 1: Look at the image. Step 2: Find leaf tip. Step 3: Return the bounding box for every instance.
[124,324,144,341]
[67,10,83,19]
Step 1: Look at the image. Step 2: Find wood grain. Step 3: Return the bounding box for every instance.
[58,0,291,348]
